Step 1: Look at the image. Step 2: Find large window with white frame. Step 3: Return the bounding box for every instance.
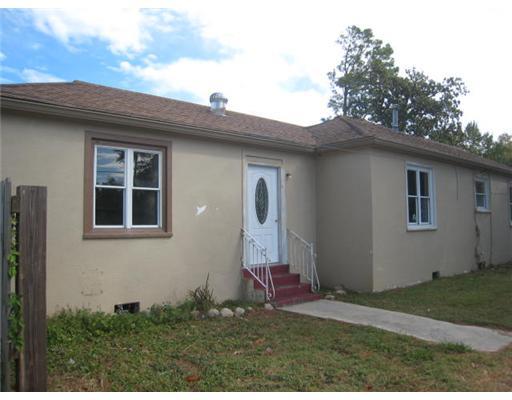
[406,164,435,229]
[474,176,490,212]
[84,132,172,239]
[94,145,162,228]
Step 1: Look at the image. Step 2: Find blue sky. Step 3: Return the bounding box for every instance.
[0,3,511,136]
[0,9,228,102]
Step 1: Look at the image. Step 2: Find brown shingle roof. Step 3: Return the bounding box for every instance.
[309,116,512,175]
[0,80,317,147]
[1,80,511,175]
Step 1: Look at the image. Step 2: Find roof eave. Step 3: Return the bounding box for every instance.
[0,97,316,153]
[318,136,512,176]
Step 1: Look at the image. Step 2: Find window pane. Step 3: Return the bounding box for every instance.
[132,190,158,225]
[408,197,418,223]
[407,170,417,196]
[476,193,486,208]
[133,152,159,188]
[420,171,429,196]
[96,147,125,186]
[475,180,485,195]
[420,198,430,223]
[95,188,124,225]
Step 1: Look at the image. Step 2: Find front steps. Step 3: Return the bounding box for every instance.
[242,264,322,307]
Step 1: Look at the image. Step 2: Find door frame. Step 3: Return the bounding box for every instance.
[242,155,288,265]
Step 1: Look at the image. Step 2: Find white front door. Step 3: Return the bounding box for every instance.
[247,165,280,264]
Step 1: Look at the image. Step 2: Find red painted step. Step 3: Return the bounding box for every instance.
[274,283,311,298]
[242,264,321,307]
[242,264,290,280]
[274,293,323,307]
[271,273,300,286]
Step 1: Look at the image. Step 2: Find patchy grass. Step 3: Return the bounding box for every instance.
[48,308,512,391]
[335,265,512,330]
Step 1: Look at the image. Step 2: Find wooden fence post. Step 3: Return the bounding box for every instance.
[17,186,47,392]
[0,179,12,392]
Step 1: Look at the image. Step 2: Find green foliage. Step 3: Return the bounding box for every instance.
[487,133,512,166]
[147,301,194,325]
[328,26,397,117]
[336,264,512,330]
[8,293,23,352]
[328,26,512,165]
[47,305,511,391]
[188,274,215,312]
[328,25,468,144]
[48,302,194,346]
[7,214,23,352]
[7,215,18,278]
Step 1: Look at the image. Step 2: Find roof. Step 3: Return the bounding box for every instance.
[309,117,512,175]
[0,80,316,147]
[1,80,511,175]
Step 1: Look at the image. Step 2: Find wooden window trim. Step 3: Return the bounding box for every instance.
[84,131,172,239]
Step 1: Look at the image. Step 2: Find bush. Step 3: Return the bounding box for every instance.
[147,301,194,324]
[188,274,215,312]
[48,302,194,346]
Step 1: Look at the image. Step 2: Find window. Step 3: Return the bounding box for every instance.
[474,176,490,212]
[84,132,172,238]
[406,164,436,229]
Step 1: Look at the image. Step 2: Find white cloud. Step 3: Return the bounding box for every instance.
[20,2,512,135]
[0,52,5,62]
[119,51,329,125]
[21,68,64,83]
[28,8,175,56]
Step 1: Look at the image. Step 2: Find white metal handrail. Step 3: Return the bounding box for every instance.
[241,228,275,301]
[287,229,320,292]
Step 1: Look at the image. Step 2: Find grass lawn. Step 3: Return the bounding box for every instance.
[48,307,512,391]
[334,264,512,330]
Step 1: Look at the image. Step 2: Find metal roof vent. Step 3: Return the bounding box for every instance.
[209,92,228,116]
[391,104,399,132]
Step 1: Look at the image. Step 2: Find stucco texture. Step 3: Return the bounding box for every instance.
[371,148,512,291]
[315,147,512,292]
[1,111,316,313]
[316,149,373,292]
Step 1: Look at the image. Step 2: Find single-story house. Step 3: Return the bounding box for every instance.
[1,80,511,312]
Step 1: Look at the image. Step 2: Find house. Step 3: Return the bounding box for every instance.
[1,80,511,312]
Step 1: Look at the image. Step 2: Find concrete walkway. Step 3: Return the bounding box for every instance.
[281,300,512,352]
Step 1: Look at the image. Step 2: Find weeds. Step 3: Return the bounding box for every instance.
[188,274,215,312]
[48,302,194,346]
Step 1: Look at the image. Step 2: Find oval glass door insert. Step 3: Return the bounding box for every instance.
[255,177,269,224]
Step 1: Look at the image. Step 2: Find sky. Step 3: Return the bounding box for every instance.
[0,1,511,137]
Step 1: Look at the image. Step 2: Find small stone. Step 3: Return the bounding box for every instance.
[220,308,234,317]
[247,306,253,312]
[191,310,201,319]
[264,347,273,355]
[234,307,245,317]
[325,294,335,300]
[264,303,274,311]
[68,358,76,366]
[207,308,220,318]
[335,289,346,295]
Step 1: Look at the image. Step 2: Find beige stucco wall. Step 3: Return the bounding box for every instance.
[370,148,512,291]
[1,110,316,313]
[316,149,373,292]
